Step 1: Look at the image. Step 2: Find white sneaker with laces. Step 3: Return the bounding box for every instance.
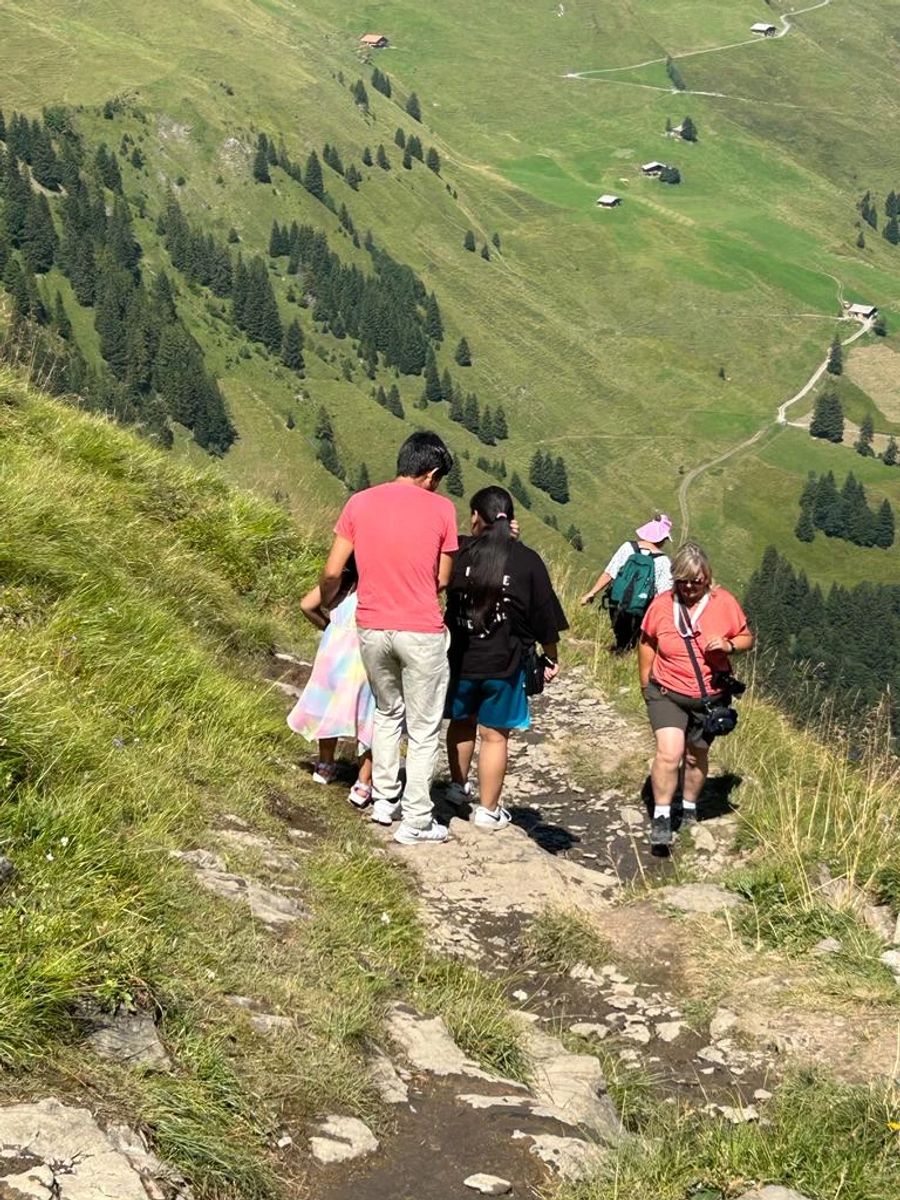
[444,780,473,807]
[370,798,402,826]
[473,805,512,831]
[393,820,449,845]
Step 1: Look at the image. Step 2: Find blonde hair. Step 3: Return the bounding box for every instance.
[672,541,712,585]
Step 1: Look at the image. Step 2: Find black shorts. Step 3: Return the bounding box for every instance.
[643,679,723,749]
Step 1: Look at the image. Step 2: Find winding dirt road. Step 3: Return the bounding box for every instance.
[567,0,833,80]
[678,315,873,538]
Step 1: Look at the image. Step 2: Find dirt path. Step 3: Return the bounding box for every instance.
[567,0,833,79]
[257,654,900,1199]
[679,315,873,538]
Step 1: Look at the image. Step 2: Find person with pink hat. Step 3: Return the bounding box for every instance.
[580,513,674,652]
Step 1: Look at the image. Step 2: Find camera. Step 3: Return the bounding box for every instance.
[711,670,746,697]
[702,703,739,738]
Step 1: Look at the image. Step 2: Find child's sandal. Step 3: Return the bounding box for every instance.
[348,780,373,809]
[312,761,339,785]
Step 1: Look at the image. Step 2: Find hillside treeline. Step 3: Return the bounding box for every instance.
[795,471,894,548]
[0,108,235,453]
[744,546,900,734]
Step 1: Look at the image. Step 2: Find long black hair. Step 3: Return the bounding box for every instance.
[463,486,515,633]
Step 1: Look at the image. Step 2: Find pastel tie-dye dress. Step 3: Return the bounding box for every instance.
[287,592,376,749]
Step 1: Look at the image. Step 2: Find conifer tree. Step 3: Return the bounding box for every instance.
[426,147,441,174]
[887,191,899,218]
[874,498,895,548]
[463,392,480,432]
[402,148,413,170]
[386,384,404,418]
[317,437,344,480]
[282,319,305,371]
[394,128,406,149]
[826,334,843,375]
[441,368,453,404]
[478,406,496,445]
[681,115,697,141]
[882,435,898,466]
[372,67,392,98]
[351,79,369,112]
[530,449,547,489]
[304,150,325,201]
[406,92,422,121]
[424,349,442,401]
[376,144,390,170]
[0,109,6,142]
[353,463,372,492]
[445,457,464,497]
[549,456,570,503]
[253,139,271,183]
[509,471,531,509]
[107,195,140,274]
[362,146,373,166]
[52,292,71,339]
[665,56,686,90]
[22,193,58,274]
[463,230,476,252]
[795,506,815,542]
[491,232,501,250]
[480,243,491,260]
[855,413,875,456]
[407,135,423,161]
[449,389,463,423]
[856,229,866,249]
[425,292,443,341]
[566,525,584,552]
[3,157,31,247]
[659,165,681,185]
[454,336,471,366]
[286,411,295,430]
[227,227,240,243]
[494,405,509,440]
[810,390,844,442]
[883,215,900,246]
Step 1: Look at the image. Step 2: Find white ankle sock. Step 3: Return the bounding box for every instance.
[682,800,697,811]
[654,805,671,818]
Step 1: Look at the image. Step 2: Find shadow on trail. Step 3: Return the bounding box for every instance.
[509,805,582,855]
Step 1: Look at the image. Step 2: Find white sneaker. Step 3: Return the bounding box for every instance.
[444,780,473,807]
[393,820,449,845]
[474,805,512,831]
[370,798,402,826]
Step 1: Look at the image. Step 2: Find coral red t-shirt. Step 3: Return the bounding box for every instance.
[641,588,749,697]
[334,481,458,633]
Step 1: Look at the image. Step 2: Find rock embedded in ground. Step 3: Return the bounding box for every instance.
[738,1188,813,1200]
[369,1050,410,1104]
[463,1173,512,1195]
[879,948,900,976]
[655,1020,685,1043]
[309,1116,379,1164]
[810,936,841,955]
[0,1098,164,1199]
[709,1007,738,1040]
[246,880,307,928]
[249,1012,295,1036]
[513,1130,607,1181]
[691,824,717,853]
[386,1002,496,1079]
[0,856,16,884]
[85,1010,171,1072]
[658,883,744,914]
[863,904,896,943]
[519,1023,623,1141]
[569,1022,609,1040]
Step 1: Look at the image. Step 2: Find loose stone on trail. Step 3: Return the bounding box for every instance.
[463,1173,512,1195]
[85,1009,172,1072]
[309,1116,379,1164]
[658,883,744,914]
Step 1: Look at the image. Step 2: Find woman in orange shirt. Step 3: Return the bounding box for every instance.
[638,542,754,850]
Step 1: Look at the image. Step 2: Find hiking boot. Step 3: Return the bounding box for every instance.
[679,805,698,831]
[370,798,402,826]
[473,805,512,831]
[393,820,449,846]
[348,780,373,809]
[650,812,672,848]
[444,780,474,808]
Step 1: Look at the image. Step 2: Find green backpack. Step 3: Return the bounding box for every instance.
[608,542,660,618]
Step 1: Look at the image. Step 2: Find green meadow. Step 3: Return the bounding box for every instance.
[1,0,899,587]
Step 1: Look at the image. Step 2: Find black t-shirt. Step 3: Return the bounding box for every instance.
[445,538,569,680]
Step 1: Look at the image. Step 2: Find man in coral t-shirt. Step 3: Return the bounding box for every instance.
[320,432,458,845]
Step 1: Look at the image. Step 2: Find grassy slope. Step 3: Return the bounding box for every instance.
[0,367,524,1197]
[2,0,900,592]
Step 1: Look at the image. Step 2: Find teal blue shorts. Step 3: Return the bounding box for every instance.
[445,668,531,731]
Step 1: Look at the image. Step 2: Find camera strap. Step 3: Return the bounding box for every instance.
[674,598,711,701]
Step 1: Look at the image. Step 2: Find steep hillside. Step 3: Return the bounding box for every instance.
[1,0,899,590]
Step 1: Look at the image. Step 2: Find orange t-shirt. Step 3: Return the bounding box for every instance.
[641,588,749,697]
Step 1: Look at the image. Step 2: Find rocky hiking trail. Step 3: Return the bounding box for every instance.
[275,661,900,1199]
[1,658,896,1200]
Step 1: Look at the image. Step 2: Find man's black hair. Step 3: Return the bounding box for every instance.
[396,431,453,480]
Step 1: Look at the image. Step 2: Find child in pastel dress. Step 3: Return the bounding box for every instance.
[288,557,375,807]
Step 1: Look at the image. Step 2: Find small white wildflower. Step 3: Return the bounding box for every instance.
[380,912,391,925]
[59,836,70,847]
[45,852,54,862]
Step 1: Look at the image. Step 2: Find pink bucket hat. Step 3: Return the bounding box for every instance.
[636,513,672,543]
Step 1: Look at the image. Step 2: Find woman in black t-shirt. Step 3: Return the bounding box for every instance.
[444,486,568,830]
